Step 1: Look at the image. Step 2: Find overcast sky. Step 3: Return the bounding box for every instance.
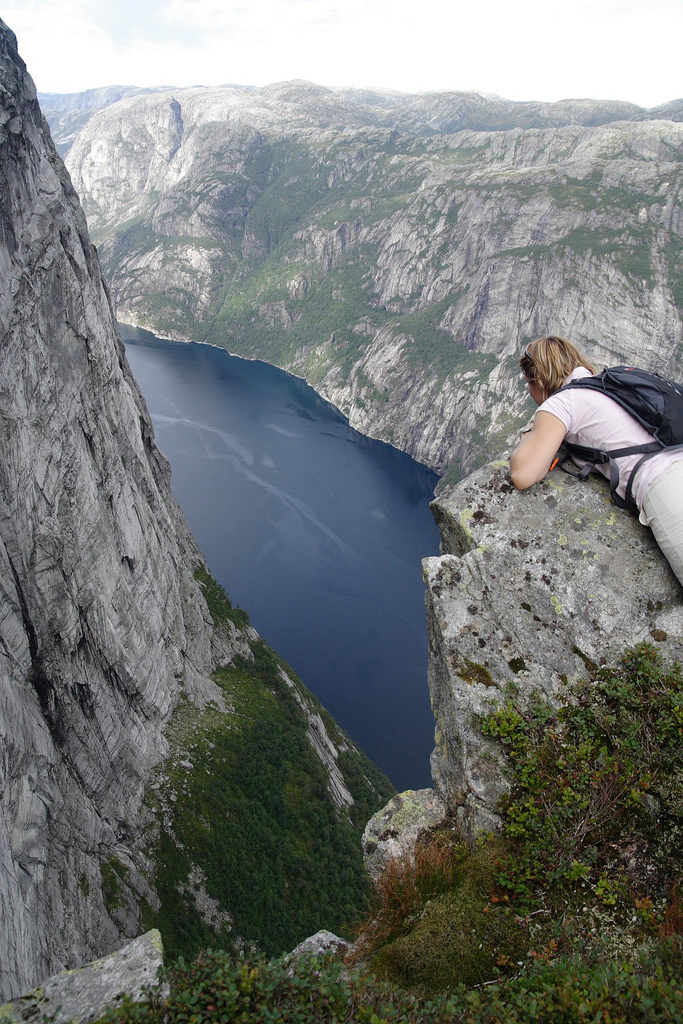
[3,0,682,107]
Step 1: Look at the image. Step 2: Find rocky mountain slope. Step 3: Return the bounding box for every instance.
[0,22,391,1002]
[45,83,683,481]
[40,86,177,157]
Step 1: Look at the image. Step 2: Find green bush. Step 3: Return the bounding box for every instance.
[459,943,683,1023]
[356,644,682,996]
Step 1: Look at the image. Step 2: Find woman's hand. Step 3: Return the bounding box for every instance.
[510,411,567,490]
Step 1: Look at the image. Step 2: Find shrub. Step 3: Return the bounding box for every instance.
[95,949,461,1024]
[481,642,683,914]
[352,643,682,995]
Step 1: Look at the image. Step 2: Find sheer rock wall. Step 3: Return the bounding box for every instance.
[0,20,231,998]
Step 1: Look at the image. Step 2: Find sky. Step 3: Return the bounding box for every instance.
[3,0,682,108]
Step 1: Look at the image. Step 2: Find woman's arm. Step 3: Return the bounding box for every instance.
[509,411,567,490]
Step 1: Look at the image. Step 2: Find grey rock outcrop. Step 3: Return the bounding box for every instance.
[423,462,683,835]
[286,930,349,963]
[0,931,164,1024]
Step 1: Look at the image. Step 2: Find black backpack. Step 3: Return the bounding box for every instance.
[558,366,683,512]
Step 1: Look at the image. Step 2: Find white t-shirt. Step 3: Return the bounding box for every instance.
[538,366,683,511]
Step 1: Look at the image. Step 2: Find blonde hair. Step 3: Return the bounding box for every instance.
[520,335,598,398]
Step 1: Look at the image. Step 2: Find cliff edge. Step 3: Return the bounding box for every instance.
[423,461,683,834]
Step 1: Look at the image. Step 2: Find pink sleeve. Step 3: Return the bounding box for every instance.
[536,391,573,432]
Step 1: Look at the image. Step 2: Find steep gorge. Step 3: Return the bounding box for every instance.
[2,39,682,1012]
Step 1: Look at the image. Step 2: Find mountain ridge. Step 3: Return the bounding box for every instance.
[53,83,683,480]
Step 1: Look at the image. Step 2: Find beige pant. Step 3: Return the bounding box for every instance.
[640,460,683,588]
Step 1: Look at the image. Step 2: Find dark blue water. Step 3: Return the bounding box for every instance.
[121,323,440,790]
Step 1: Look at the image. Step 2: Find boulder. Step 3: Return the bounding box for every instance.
[0,931,164,1024]
[286,930,349,962]
[362,788,448,883]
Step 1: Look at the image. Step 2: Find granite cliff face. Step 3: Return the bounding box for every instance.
[52,82,683,480]
[0,23,391,1001]
[39,87,177,158]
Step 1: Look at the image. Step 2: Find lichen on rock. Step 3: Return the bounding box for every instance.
[362,789,448,882]
[0,931,165,1024]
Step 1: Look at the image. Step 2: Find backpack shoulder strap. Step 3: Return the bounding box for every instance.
[563,439,662,513]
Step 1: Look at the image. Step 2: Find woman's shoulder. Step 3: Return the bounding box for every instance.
[537,369,597,430]
[541,367,597,410]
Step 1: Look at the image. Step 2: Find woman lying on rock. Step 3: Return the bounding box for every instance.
[509,335,683,587]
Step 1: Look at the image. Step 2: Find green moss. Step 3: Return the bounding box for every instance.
[372,876,527,991]
[461,658,496,687]
[368,840,529,992]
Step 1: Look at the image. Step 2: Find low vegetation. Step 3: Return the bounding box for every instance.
[193,564,250,630]
[104,643,681,1021]
[357,644,682,984]
[96,943,683,1024]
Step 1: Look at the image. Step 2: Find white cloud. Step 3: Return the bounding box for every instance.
[3,0,682,106]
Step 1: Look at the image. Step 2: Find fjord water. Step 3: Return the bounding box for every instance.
[122,324,440,789]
